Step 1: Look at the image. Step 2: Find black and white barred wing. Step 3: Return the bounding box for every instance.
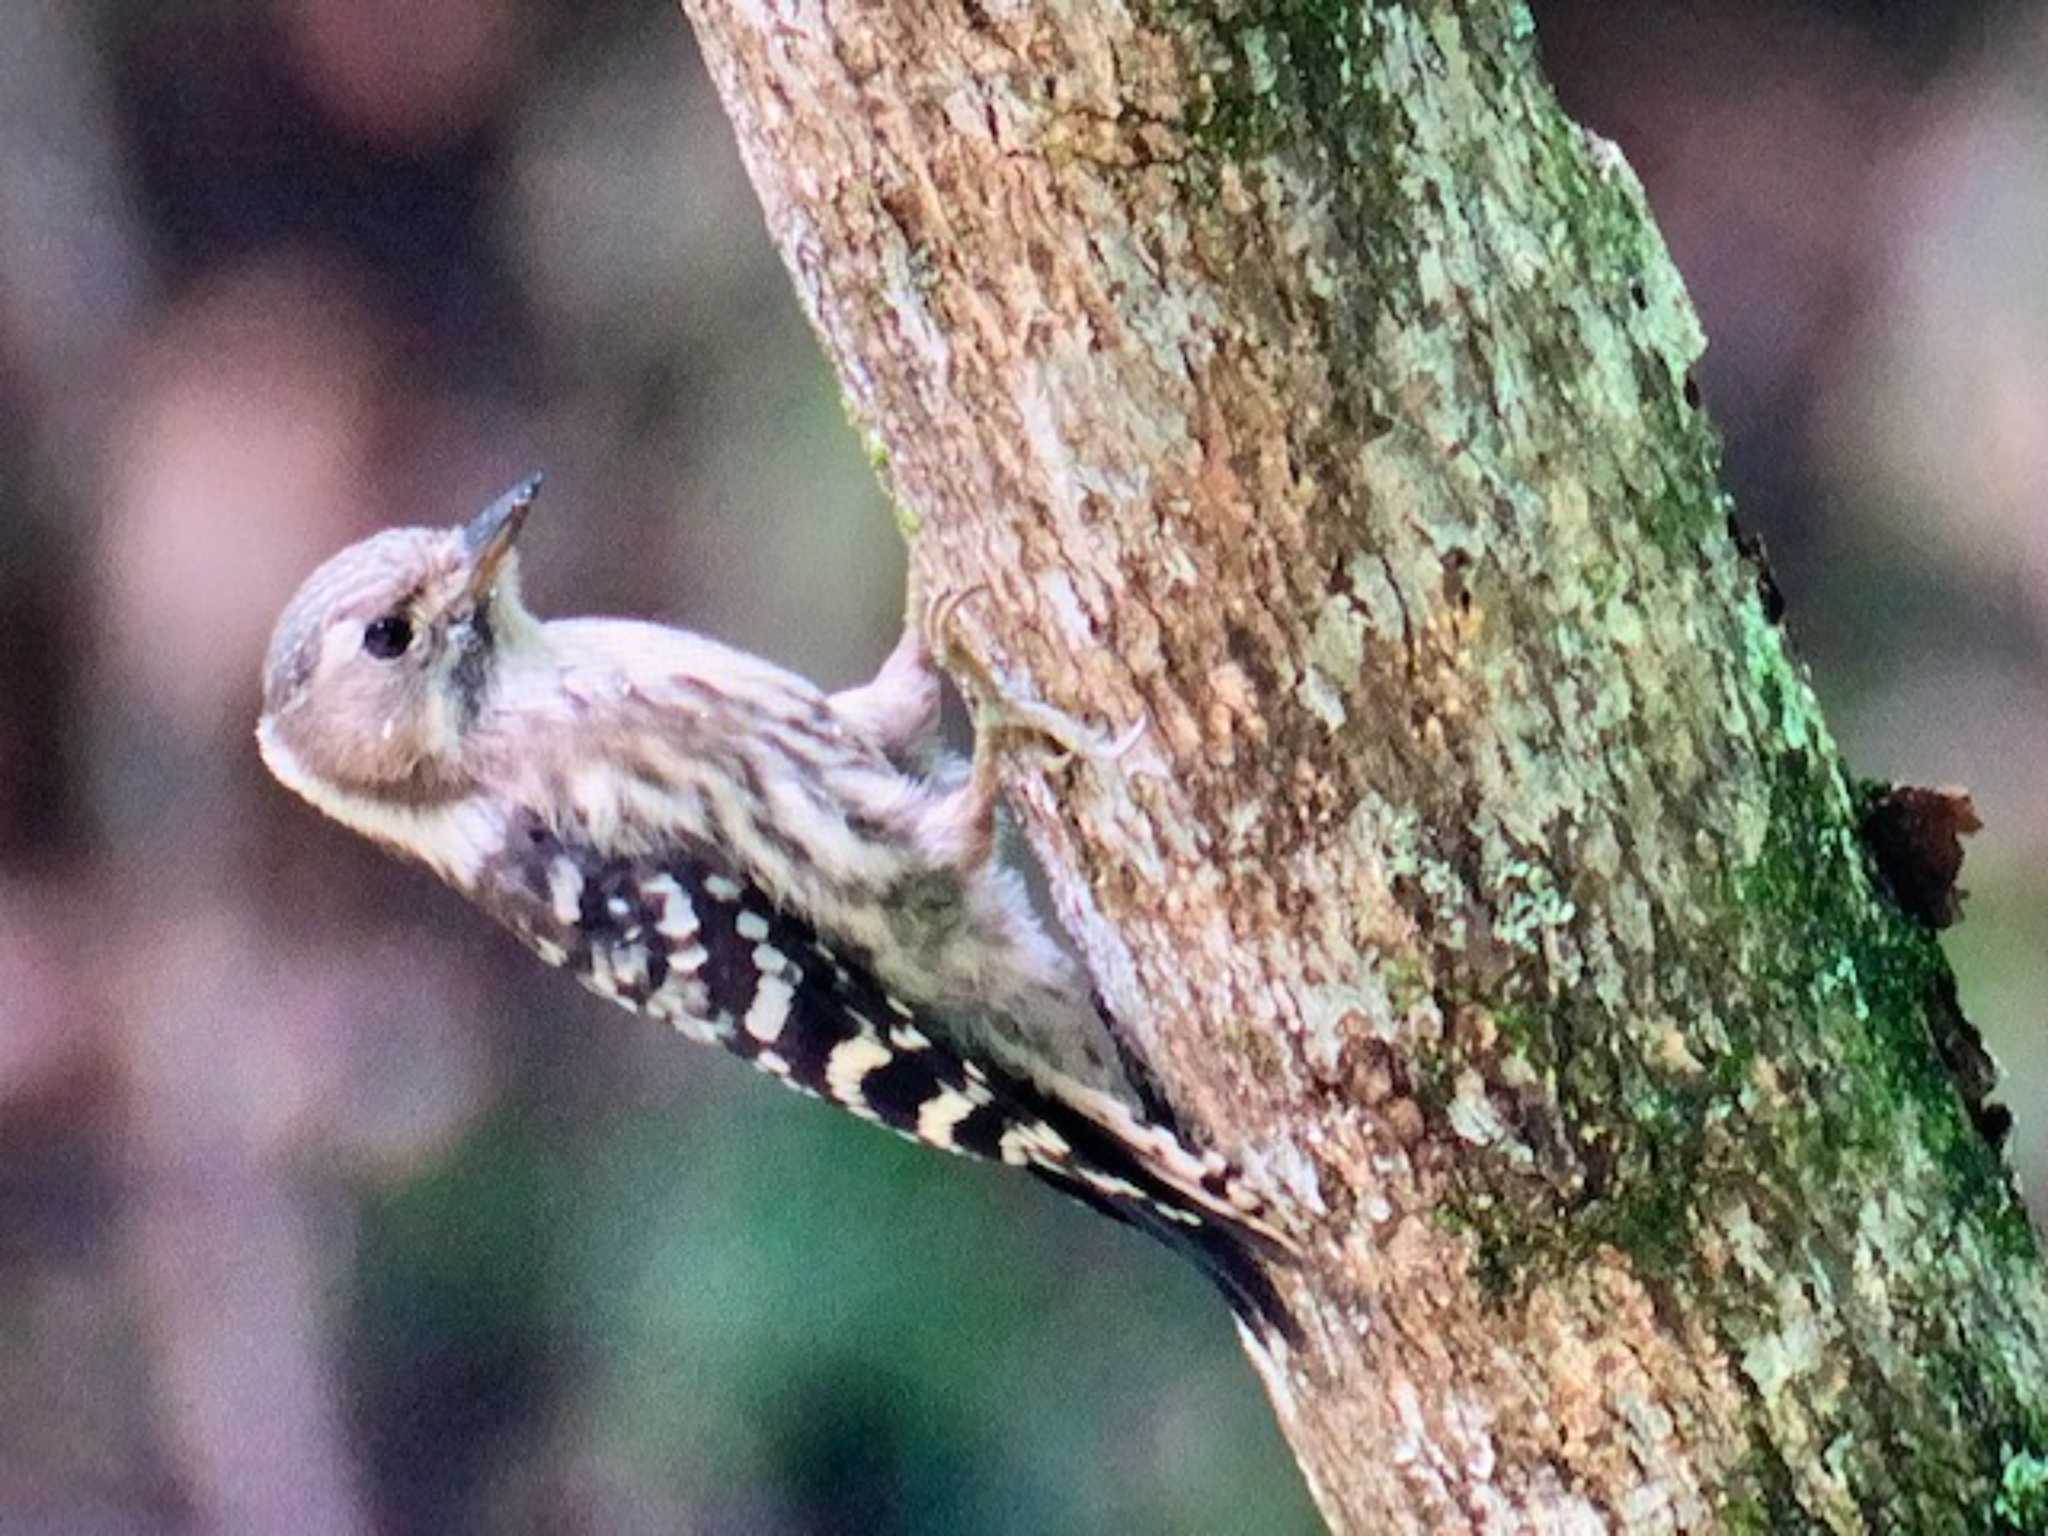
[479,819,1298,1339]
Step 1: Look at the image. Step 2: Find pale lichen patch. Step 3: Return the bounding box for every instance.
[1300,590,1368,729]
[1739,1277,1827,1400]
[1299,979,1387,1078]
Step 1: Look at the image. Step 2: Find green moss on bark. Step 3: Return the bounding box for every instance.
[1998,1447,2048,1532]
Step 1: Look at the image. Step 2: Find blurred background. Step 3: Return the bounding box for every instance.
[0,0,2040,1531]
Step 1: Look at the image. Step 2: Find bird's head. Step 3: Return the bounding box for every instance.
[257,476,543,807]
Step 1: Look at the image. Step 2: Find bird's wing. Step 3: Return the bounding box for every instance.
[470,808,1298,1339]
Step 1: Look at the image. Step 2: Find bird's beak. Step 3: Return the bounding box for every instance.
[461,474,542,606]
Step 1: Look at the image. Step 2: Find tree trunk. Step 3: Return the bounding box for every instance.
[671,0,2048,1529]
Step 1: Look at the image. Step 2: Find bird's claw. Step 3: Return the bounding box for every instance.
[926,584,1148,771]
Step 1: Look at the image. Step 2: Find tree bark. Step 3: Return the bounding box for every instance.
[672,0,2048,1529]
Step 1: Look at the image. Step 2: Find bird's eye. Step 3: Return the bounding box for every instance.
[362,614,414,660]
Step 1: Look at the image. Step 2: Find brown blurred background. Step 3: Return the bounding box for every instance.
[0,2,2040,1532]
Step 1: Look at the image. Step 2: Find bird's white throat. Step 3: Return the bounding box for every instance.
[255,713,500,886]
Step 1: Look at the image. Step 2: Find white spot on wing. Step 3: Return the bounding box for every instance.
[825,1035,893,1106]
[735,911,770,941]
[998,1120,1071,1167]
[915,1089,977,1148]
[549,858,583,926]
[652,986,716,1040]
[611,943,648,992]
[646,877,699,941]
[745,975,794,1043]
[1071,1168,1147,1203]
[703,874,743,901]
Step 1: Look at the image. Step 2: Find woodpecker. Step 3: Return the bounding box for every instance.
[257,479,1296,1339]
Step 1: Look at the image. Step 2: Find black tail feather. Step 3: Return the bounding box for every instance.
[1031,1165,1301,1345]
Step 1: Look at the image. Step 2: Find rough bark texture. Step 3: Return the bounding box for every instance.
[672,0,2048,1529]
